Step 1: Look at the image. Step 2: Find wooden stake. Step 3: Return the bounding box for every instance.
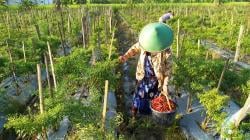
[46,13,51,36]
[109,9,112,33]
[44,53,52,98]
[102,80,109,130]
[176,19,180,58]
[234,25,244,62]
[217,59,229,91]
[67,13,71,34]
[47,42,57,92]
[22,41,26,62]
[235,94,250,127]
[198,39,200,50]
[37,63,48,140]
[34,24,41,40]
[7,41,20,95]
[230,12,234,26]
[6,12,10,39]
[58,22,66,56]
[205,51,209,60]
[81,16,86,49]
[108,27,115,60]
[37,64,44,114]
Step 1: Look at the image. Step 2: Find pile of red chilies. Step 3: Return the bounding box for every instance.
[151,95,176,112]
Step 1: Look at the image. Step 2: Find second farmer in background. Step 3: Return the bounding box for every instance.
[159,11,174,23]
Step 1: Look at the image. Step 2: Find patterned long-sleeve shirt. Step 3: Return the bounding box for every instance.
[159,13,173,23]
[123,42,173,93]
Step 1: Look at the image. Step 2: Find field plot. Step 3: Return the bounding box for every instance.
[0,3,250,140]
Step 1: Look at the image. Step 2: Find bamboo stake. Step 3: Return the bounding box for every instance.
[7,41,20,95]
[205,51,209,60]
[176,19,180,58]
[234,25,244,62]
[235,94,250,127]
[46,13,51,36]
[58,22,66,56]
[198,39,200,50]
[67,13,71,34]
[37,64,44,114]
[185,7,188,17]
[108,27,115,60]
[37,63,47,140]
[102,80,109,130]
[230,12,234,26]
[109,9,112,33]
[81,16,86,49]
[35,24,41,40]
[47,42,57,92]
[22,41,26,63]
[217,59,229,91]
[6,12,10,39]
[44,53,52,98]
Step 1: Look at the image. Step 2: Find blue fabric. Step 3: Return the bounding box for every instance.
[133,53,159,115]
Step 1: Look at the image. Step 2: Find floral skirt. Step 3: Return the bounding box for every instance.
[132,76,159,115]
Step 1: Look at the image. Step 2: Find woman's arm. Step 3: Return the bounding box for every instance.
[119,42,141,63]
[162,49,173,94]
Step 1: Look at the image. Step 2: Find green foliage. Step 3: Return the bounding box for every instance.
[0,88,24,114]
[199,89,229,130]
[222,115,250,139]
[0,0,6,6]
[5,104,64,137]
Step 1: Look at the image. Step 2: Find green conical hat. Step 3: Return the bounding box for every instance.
[139,23,173,52]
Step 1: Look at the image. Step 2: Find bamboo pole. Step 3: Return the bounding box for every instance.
[22,41,26,63]
[37,64,44,114]
[102,80,109,130]
[58,22,66,56]
[81,16,86,49]
[46,13,51,36]
[109,9,112,33]
[47,42,57,92]
[7,41,20,95]
[108,27,115,60]
[198,39,200,50]
[44,53,52,98]
[235,94,250,127]
[6,12,10,39]
[234,25,244,62]
[230,12,234,26]
[217,59,229,91]
[37,63,47,140]
[67,13,71,34]
[205,51,209,60]
[176,19,180,58]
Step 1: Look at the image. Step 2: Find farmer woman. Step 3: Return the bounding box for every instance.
[119,23,174,116]
[159,11,174,23]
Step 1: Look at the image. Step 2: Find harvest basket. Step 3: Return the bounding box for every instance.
[150,99,176,125]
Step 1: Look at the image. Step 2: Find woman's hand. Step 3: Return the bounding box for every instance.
[118,56,126,63]
[161,90,169,97]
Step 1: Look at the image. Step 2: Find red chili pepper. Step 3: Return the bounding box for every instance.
[151,95,176,112]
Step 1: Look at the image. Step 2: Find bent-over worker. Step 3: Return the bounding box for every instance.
[119,23,174,116]
[159,11,174,23]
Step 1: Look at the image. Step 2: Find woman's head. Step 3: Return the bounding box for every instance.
[139,23,174,53]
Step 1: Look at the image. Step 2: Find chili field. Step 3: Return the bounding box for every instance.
[0,2,250,140]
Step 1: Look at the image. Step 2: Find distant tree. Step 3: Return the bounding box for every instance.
[0,0,6,6]
[19,0,37,11]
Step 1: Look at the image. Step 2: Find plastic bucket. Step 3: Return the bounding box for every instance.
[150,100,176,125]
